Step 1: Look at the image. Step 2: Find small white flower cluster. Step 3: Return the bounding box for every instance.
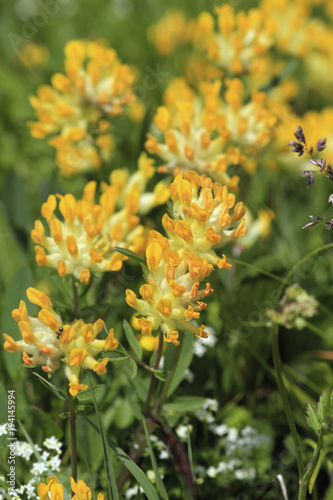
[195,398,219,424]
[194,423,273,485]
[0,436,62,500]
[147,435,170,460]
[193,327,217,357]
[205,460,256,480]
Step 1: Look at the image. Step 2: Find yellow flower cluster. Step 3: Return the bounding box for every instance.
[146,78,276,186]
[38,476,105,500]
[31,153,169,284]
[126,235,214,346]
[3,288,118,396]
[126,173,247,345]
[193,5,273,79]
[163,171,247,268]
[28,39,136,176]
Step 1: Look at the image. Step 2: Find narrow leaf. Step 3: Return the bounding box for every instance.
[124,320,142,359]
[89,378,119,500]
[33,372,68,401]
[142,417,169,500]
[112,247,146,265]
[129,358,138,379]
[78,412,159,500]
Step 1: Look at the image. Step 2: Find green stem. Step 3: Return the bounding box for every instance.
[72,277,79,318]
[158,334,183,407]
[298,433,323,500]
[68,395,77,488]
[271,324,304,478]
[142,330,164,415]
[116,330,164,491]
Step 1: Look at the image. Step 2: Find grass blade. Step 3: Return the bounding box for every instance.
[142,417,169,500]
[89,377,119,500]
[77,410,159,500]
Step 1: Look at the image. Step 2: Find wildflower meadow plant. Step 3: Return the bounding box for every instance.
[2,1,333,499]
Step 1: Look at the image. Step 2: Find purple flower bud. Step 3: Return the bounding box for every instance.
[295,126,305,143]
[317,138,327,151]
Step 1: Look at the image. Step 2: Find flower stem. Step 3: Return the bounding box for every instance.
[68,395,77,489]
[271,324,304,478]
[298,433,323,500]
[116,330,164,491]
[158,334,183,407]
[72,277,79,318]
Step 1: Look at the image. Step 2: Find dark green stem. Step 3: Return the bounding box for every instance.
[298,433,323,500]
[271,325,304,478]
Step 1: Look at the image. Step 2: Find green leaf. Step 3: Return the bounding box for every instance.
[309,449,327,494]
[78,412,159,500]
[103,351,129,362]
[33,372,69,402]
[129,358,138,379]
[305,389,333,435]
[124,320,142,359]
[112,247,146,265]
[150,369,168,381]
[165,331,194,397]
[76,384,104,402]
[142,417,169,500]
[89,378,119,500]
[306,403,321,434]
[164,397,207,414]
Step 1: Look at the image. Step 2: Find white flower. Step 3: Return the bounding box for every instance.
[47,455,61,472]
[15,442,34,461]
[184,369,194,383]
[176,424,191,441]
[0,424,8,436]
[125,486,144,499]
[207,466,218,478]
[43,436,62,454]
[193,342,206,357]
[209,423,229,436]
[159,450,169,460]
[203,398,218,413]
[31,461,48,476]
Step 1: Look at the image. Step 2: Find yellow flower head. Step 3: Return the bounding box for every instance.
[162,171,247,268]
[146,78,277,187]
[37,476,106,500]
[126,235,214,345]
[192,5,273,79]
[18,42,49,69]
[3,288,118,396]
[31,157,168,284]
[28,39,136,176]
[147,9,190,56]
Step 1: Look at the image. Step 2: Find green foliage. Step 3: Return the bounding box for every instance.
[306,390,333,436]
